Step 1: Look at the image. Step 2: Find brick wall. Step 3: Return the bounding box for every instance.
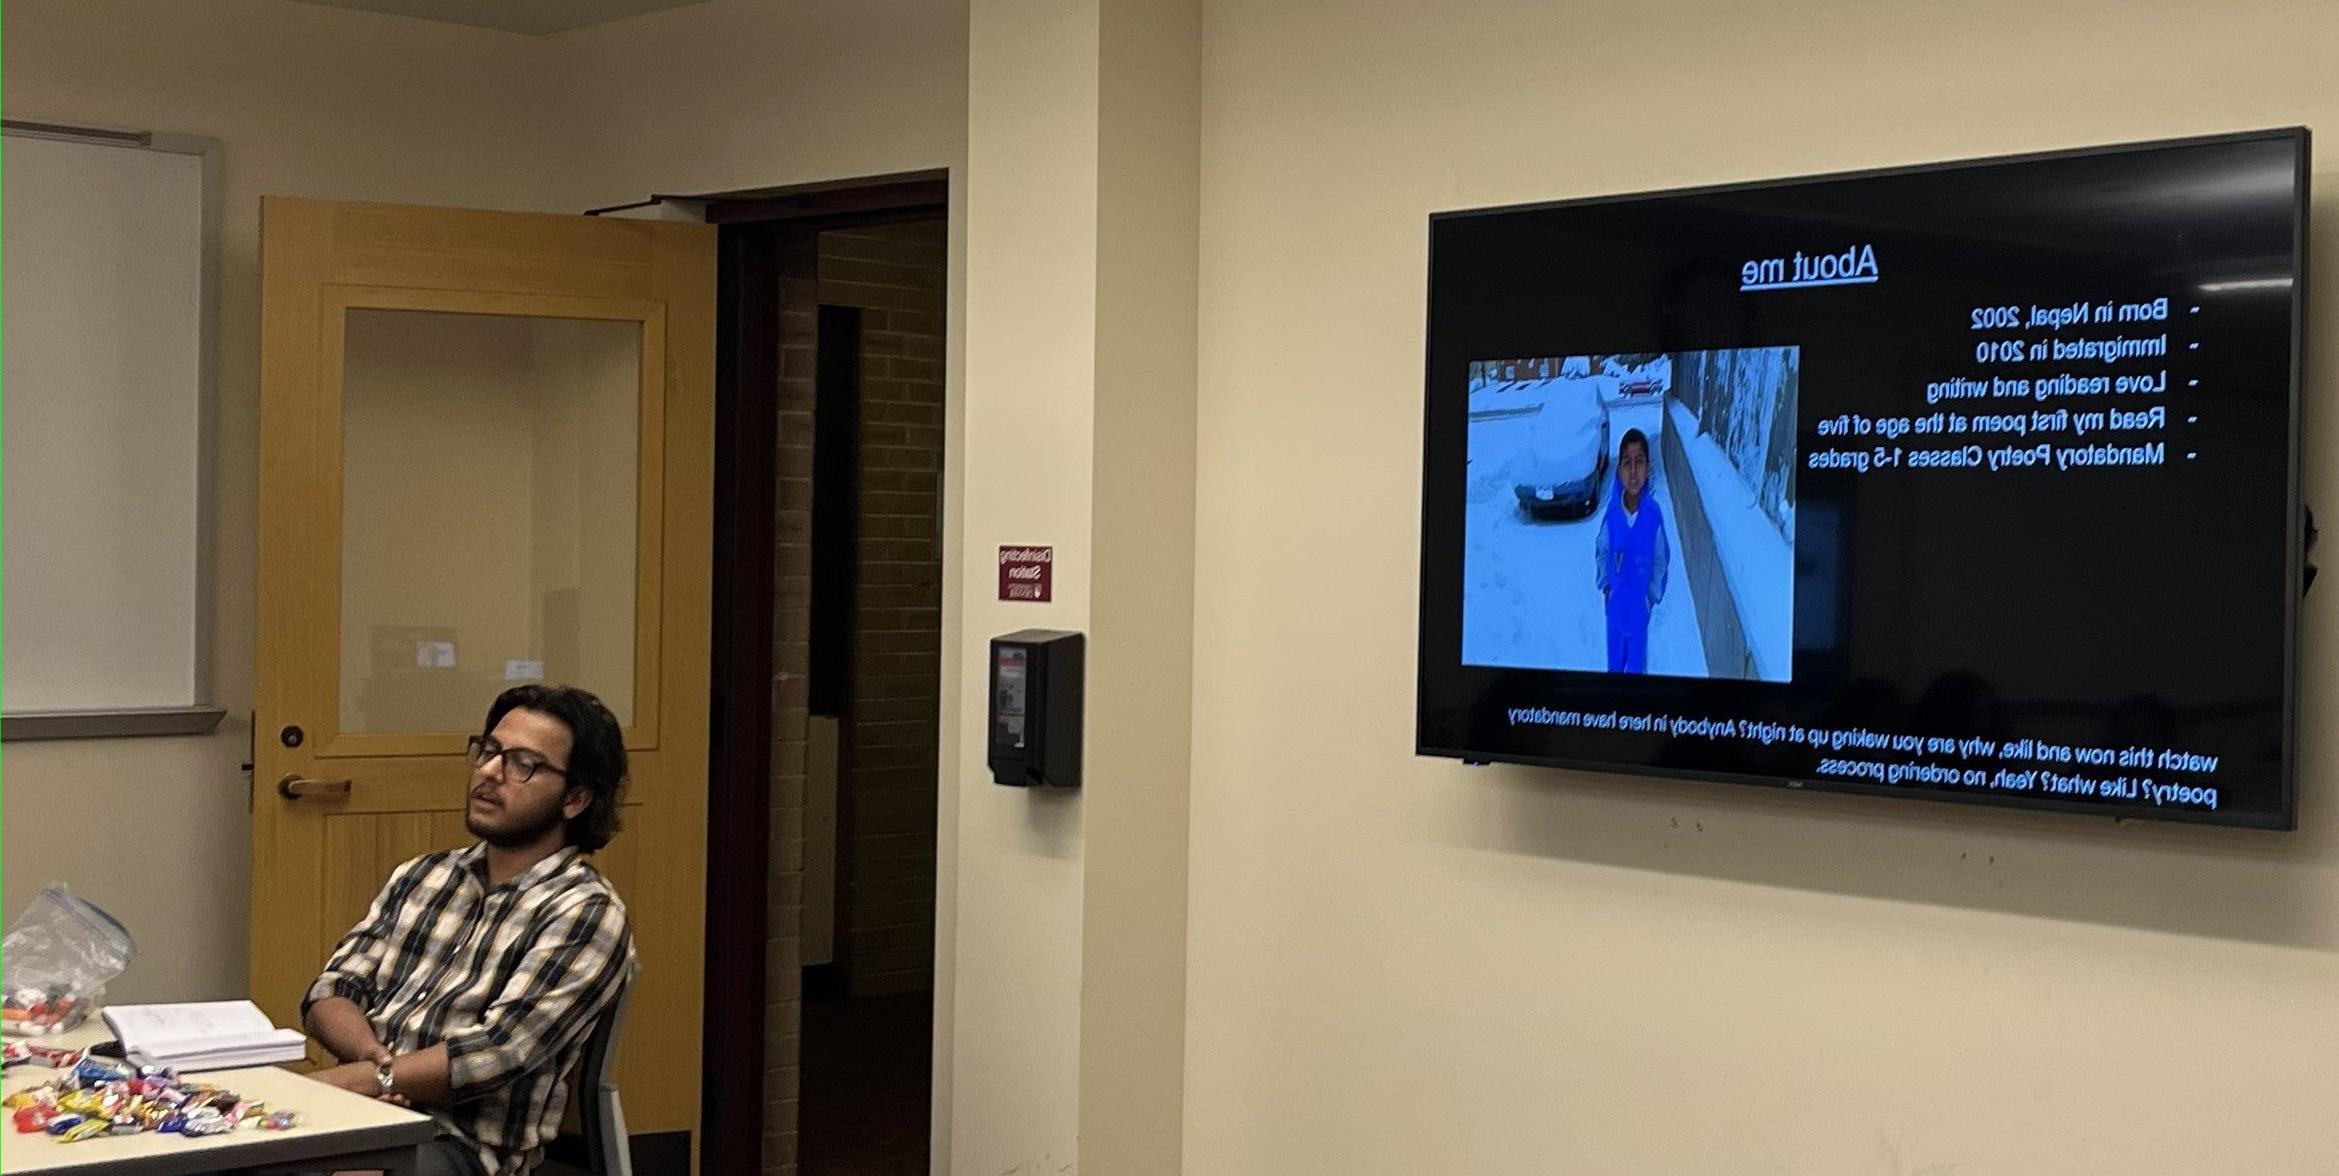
[762,217,944,1175]
[820,220,945,997]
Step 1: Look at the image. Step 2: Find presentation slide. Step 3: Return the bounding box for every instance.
[1417,131,2304,827]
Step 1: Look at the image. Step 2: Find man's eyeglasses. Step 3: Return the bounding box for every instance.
[466,735,568,784]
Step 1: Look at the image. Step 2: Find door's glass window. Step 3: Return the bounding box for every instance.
[338,309,640,733]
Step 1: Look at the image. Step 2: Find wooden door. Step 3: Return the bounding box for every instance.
[250,197,713,1160]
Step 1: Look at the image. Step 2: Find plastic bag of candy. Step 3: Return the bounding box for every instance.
[2,885,136,1037]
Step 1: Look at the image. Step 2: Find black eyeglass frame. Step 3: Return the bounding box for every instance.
[466,734,570,784]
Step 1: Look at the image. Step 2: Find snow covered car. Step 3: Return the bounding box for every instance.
[1465,379,1545,422]
[1511,378,1610,519]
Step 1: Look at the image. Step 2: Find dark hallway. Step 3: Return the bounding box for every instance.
[798,991,932,1176]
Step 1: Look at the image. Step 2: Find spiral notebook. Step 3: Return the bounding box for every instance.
[100,1000,308,1071]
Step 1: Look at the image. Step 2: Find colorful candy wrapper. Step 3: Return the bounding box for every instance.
[3,985,91,1038]
[5,1062,298,1145]
[58,1117,111,1143]
[26,1044,85,1069]
[70,1057,129,1087]
[179,1106,232,1137]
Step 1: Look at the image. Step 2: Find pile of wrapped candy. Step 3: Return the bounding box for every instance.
[1,985,88,1037]
[1,1045,299,1143]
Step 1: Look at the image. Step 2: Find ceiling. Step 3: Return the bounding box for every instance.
[286,0,712,36]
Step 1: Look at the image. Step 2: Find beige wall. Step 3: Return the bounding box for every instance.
[0,0,968,1026]
[540,0,968,209]
[950,3,1100,1172]
[1078,1,1200,1171]
[22,1,2330,1172]
[0,0,562,1003]
[2,3,973,1169]
[1183,1,2339,1173]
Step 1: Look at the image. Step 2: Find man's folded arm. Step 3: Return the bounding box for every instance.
[441,894,631,1099]
[301,858,420,1062]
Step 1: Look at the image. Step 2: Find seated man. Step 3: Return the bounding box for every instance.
[302,684,637,1176]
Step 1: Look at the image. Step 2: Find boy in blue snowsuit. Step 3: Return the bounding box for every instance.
[1596,428,1669,674]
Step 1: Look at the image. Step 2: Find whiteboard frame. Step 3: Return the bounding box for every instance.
[1,120,226,740]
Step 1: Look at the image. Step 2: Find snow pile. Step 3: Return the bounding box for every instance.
[1672,348,1796,539]
[1668,399,1793,680]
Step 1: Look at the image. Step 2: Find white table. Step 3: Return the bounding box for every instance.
[2,1024,439,1175]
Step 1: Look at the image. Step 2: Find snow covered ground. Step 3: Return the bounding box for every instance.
[1461,400,1708,676]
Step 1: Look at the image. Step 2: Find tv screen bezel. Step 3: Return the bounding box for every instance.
[1413,127,2309,830]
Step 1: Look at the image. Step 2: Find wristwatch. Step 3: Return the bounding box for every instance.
[374,1061,397,1095]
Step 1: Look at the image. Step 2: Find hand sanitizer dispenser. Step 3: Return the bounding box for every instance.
[988,629,1083,788]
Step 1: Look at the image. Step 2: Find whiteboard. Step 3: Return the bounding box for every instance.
[2,125,223,738]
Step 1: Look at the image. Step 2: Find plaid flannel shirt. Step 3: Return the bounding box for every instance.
[303,843,634,1176]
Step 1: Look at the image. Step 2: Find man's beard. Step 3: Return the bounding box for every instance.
[466,795,567,849]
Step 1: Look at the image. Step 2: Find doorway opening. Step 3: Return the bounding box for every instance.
[700,173,949,1176]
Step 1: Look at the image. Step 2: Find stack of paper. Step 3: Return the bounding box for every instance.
[100,1000,308,1071]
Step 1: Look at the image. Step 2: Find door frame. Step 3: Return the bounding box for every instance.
[684,171,949,1176]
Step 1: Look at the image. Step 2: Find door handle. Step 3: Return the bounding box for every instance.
[277,773,353,800]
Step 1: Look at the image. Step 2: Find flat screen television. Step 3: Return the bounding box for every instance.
[1415,129,2308,829]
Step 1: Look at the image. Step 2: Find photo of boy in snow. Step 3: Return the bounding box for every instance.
[1596,429,1668,674]
[1461,346,1797,682]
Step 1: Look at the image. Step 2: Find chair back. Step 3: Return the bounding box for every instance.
[576,969,636,1176]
